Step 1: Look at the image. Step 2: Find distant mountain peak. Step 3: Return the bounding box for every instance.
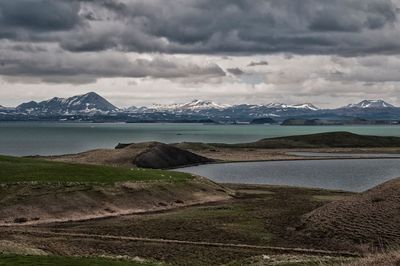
[345,100,395,109]
[16,92,118,115]
[148,99,230,112]
[264,102,319,110]
[292,103,319,111]
[181,99,230,110]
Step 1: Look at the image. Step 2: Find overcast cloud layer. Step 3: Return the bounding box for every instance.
[1,0,400,107]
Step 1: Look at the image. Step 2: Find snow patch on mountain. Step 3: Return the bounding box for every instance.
[291,103,319,111]
[345,100,395,109]
[264,103,319,110]
[147,99,231,112]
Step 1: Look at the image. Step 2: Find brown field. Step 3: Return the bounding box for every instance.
[0,184,358,265]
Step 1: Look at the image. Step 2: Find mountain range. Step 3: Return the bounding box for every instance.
[1,92,400,123]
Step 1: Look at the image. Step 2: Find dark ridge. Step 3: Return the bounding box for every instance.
[263,131,400,148]
[213,132,400,149]
[134,143,214,169]
[115,143,131,149]
[250,117,277,124]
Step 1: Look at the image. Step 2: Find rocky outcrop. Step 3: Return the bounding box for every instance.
[134,143,213,169]
[46,142,214,169]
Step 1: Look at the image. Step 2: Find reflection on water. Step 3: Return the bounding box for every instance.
[177,159,400,192]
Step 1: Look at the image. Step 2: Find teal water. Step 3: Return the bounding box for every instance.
[1,122,400,156]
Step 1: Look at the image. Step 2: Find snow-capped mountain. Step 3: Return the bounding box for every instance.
[147,99,231,112]
[291,103,319,111]
[264,103,319,111]
[16,92,118,115]
[125,106,150,113]
[180,99,231,110]
[344,100,395,109]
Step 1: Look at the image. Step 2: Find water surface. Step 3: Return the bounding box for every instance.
[1,122,400,156]
[288,151,400,158]
[177,159,400,192]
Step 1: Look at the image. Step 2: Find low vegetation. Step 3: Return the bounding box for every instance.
[300,177,400,251]
[0,255,158,266]
[26,185,353,265]
[347,250,400,266]
[0,155,191,183]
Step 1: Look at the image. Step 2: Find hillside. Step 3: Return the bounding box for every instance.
[299,177,400,250]
[0,156,230,225]
[0,155,190,183]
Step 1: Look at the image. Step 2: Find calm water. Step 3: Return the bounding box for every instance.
[1,122,400,156]
[287,152,400,158]
[177,159,400,192]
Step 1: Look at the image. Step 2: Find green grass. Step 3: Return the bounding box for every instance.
[0,156,192,183]
[0,254,159,266]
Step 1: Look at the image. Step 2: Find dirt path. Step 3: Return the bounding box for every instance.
[7,228,360,258]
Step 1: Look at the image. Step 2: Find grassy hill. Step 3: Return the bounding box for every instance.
[0,155,230,226]
[0,155,191,183]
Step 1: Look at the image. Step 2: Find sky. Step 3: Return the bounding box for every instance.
[1,0,400,108]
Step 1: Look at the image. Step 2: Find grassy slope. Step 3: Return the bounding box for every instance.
[0,255,157,266]
[0,155,191,183]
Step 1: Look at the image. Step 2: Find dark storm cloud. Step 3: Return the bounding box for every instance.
[0,0,399,56]
[0,0,81,33]
[60,0,400,55]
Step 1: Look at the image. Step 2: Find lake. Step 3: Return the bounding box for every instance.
[287,151,400,158]
[1,122,400,156]
[176,159,400,192]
